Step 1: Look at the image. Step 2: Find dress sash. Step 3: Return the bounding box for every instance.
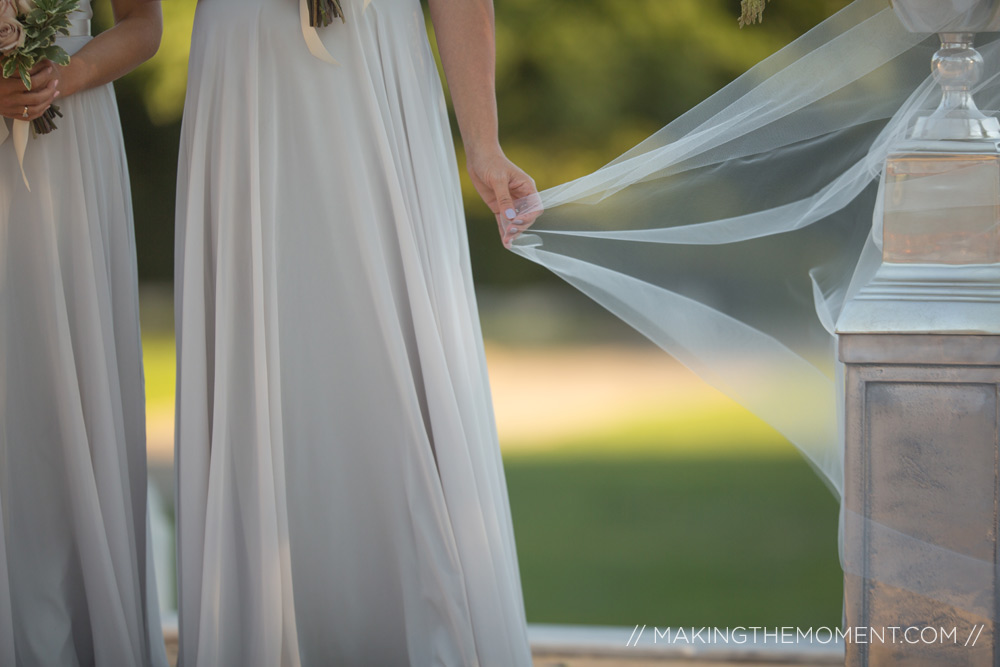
[67,19,91,37]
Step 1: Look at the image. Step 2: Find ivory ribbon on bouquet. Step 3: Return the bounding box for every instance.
[0,119,32,192]
[300,0,373,64]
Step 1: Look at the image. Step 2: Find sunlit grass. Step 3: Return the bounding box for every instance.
[499,369,843,628]
[505,450,842,628]
[503,406,793,458]
[143,333,176,413]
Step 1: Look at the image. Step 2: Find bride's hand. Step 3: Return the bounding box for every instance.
[467,148,540,249]
[0,61,59,121]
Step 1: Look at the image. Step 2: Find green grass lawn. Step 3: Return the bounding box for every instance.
[503,428,842,629]
[143,333,176,410]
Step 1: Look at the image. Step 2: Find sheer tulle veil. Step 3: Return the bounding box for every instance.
[509,0,994,498]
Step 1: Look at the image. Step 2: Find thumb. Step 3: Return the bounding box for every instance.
[493,176,516,224]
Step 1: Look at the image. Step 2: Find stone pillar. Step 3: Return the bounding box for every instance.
[837,142,1000,666]
[839,334,999,666]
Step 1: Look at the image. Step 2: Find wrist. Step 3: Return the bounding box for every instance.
[464,139,503,163]
[56,62,83,99]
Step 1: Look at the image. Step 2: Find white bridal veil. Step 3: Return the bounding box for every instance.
[509,0,1000,496]
[509,0,1000,620]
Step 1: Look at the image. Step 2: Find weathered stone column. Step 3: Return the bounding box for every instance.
[836,5,1000,661]
[838,333,1000,666]
[837,141,1000,665]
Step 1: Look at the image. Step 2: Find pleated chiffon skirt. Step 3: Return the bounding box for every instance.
[174,0,532,664]
[0,32,168,667]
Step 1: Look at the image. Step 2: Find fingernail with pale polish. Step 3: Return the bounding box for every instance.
[505,208,516,220]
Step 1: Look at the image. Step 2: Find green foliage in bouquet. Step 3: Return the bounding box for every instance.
[2,0,76,91]
[308,0,345,28]
[739,0,770,27]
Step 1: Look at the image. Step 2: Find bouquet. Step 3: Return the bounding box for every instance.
[308,0,345,27]
[0,0,79,134]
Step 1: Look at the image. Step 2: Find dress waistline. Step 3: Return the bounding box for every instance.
[67,19,91,37]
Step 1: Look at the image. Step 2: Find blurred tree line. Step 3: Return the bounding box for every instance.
[101,0,851,286]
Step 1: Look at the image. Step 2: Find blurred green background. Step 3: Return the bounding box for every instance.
[121,0,851,628]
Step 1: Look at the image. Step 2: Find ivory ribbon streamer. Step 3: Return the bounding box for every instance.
[300,0,372,64]
[0,119,31,191]
[300,0,339,64]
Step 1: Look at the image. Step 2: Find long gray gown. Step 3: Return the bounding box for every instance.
[174,0,532,664]
[0,4,168,665]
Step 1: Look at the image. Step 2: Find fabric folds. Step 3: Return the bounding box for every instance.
[174,0,531,665]
[0,19,168,667]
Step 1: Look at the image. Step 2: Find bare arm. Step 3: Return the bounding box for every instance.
[428,0,538,247]
[0,0,161,121]
[57,0,162,98]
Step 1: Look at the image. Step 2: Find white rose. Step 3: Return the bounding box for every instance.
[0,15,25,53]
[14,0,32,14]
[0,0,16,19]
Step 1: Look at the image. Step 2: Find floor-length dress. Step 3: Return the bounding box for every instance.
[174,0,532,664]
[0,5,168,666]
